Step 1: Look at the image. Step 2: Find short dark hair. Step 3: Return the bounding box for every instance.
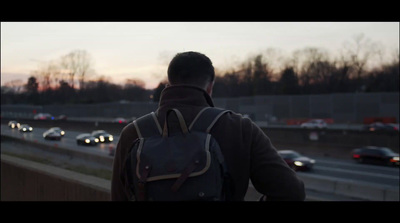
[167,51,215,88]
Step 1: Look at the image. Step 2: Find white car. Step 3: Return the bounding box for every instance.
[43,129,62,140]
[300,119,327,129]
[18,124,33,132]
[8,120,20,129]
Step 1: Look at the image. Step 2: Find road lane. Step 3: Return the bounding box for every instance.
[276,148,399,188]
[2,124,399,193]
[2,125,117,156]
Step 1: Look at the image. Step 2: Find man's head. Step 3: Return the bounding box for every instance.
[167,51,215,95]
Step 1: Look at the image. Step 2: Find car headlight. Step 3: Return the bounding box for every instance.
[22,128,27,131]
[61,131,65,135]
[94,138,99,143]
[11,124,15,128]
[310,159,316,164]
[85,139,90,144]
[99,136,105,142]
[294,161,304,166]
[393,157,399,161]
[109,135,114,141]
[29,127,33,131]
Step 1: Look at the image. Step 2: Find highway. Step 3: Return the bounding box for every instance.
[306,157,399,187]
[1,124,115,157]
[1,124,399,201]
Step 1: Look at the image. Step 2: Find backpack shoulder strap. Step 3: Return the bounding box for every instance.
[133,112,163,138]
[189,107,231,133]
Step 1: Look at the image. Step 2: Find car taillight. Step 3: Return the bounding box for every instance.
[353,154,360,158]
[390,157,399,162]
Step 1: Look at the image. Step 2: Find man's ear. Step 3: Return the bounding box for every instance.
[206,80,215,96]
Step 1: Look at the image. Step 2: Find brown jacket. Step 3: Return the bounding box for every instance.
[111,85,305,201]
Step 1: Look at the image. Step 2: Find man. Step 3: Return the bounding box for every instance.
[111,51,305,201]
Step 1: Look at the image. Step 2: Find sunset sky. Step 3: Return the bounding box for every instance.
[1,22,399,89]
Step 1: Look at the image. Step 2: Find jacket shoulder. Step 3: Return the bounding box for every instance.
[220,110,254,127]
[119,121,138,139]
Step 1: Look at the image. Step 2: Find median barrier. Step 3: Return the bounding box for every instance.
[296,174,337,194]
[297,172,399,201]
[335,178,399,201]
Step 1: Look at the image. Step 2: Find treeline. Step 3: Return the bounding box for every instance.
[2,53,398,105]
[2,58,398,105]
[212,52,399,97]
[2,34,399,105]
[211,34,399,97]
[1,77,153,105]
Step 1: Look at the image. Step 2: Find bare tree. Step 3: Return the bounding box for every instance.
[390,48,399,65]
[341,33,382,79]
[60,50,92,89]
[262,48,284,80]
[295,47,332,87]
[31,60,61,91]
[48,61,62,89]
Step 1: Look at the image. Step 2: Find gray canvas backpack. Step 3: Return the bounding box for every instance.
[124,107,233,201]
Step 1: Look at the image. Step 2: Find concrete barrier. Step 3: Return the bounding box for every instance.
[297,172,399,201]
[1,154,110,201]
[0,153,264,201]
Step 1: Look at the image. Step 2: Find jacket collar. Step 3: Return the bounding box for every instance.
[157,85,215,112]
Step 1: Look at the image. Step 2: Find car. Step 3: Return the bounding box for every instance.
[8,120,20,129]
[48,127,65,137]
[76,133,99,146]
[363,122,399,132]
[43,127,65,140]
[300,119,327,129]
[34,113,54,120]
[43,129,62,140]
[91,130,114,143]
[278,150,316,171]
[387,123,399,132]
[351,146,399,166]
[18,124,33,132]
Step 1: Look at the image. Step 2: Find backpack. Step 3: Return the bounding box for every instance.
[124,107,233,201]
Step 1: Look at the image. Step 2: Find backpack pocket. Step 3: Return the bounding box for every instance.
[131,133,223,201]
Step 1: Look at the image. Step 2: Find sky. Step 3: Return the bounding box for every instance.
[1,22,399,89]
